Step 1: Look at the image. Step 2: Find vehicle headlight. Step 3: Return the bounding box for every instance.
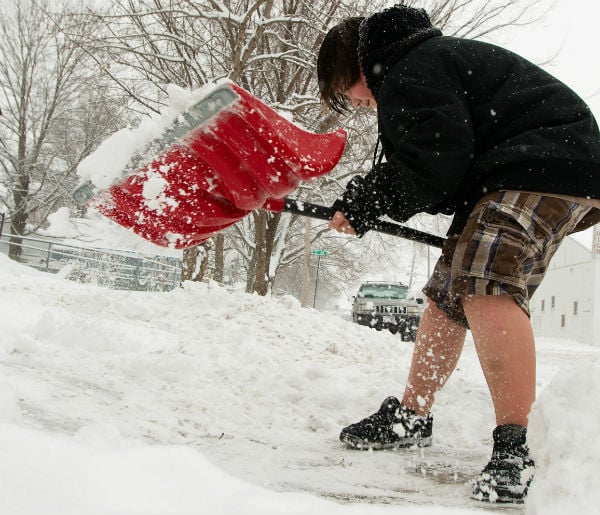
[355,303,374,314]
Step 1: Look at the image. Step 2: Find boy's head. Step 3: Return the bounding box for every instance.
[317,5,441,112]
[317,17,364,114]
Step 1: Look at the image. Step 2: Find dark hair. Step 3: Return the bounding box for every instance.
[317,17,364,114]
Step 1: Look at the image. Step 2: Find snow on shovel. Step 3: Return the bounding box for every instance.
[73,82,444,249]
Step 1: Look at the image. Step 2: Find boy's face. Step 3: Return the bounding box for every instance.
[341,75,376,109]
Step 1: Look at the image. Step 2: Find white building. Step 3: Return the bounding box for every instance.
[530,224,600,346]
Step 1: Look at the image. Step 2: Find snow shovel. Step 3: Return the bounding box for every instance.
[73,82,444,249]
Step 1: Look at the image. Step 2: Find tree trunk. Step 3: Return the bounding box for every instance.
[8,231,25,260]
[251,210,281,295]
[252,211,269,295]
[264,210,280,292]
[181,241,211,282]
[213,233,224,283]
[181,247,198,282]
[245,253,256,293]
[8,185,29,260]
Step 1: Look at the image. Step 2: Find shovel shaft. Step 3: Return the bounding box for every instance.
[282,198,445,249]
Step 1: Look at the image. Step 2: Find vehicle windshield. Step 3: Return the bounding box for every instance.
[357,284,408,299]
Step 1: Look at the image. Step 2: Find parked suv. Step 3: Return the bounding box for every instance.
[351,282,424,340]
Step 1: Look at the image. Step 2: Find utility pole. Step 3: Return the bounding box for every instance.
[300,218,311,307]
[310,249,328,308]
[313,254,321,308]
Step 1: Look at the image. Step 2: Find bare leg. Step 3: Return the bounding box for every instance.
[462,294,535,427]
[402,300,467,416]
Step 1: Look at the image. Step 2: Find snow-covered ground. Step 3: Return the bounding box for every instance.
[0,253,599,515]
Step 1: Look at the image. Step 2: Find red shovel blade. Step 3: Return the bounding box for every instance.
[93,83,346,249]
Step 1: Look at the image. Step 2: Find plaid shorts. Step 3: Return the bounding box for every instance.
[422,191,599,328]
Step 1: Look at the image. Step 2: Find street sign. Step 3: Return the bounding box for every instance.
[310,249,328,256]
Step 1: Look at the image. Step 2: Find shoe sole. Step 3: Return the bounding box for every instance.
[471,490,526,504]
[471,479,529,504]
[340,432,432,450]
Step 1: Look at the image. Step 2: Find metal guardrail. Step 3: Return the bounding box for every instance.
[0,234,182,291]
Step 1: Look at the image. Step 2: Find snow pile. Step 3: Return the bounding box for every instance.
[0,253,599,514]
[43,207,80,238]
[1,423,415,515]
[0,384,22,424]
[527,358,600,515]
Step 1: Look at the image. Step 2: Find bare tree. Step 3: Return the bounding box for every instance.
[0,0,120,259]
[78,0,354,292]
[73,0,545,295]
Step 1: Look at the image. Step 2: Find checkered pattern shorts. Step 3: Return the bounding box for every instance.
[422,191,599,328]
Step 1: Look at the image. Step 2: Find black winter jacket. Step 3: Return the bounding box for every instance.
[337,5,600,236]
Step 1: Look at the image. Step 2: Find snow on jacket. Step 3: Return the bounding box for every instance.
[337,5,600,236]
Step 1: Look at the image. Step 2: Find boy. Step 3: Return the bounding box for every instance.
[317,4,600,503]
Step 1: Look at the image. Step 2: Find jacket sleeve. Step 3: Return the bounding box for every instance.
[335,71,476,234]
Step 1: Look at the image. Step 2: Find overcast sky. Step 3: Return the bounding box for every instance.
[490,0,600,118]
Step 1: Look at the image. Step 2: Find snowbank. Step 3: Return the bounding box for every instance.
[0,253,598,514]
[1,422,420,515]
[527,359,600,515]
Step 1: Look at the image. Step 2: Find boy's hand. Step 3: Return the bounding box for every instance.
[328,211,356,235]
[329,175,375,237]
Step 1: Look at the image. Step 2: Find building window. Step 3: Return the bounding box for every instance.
[551,296,556,309]
[541,299,545,312]
[561,314,566,328]
[573,301,578,316]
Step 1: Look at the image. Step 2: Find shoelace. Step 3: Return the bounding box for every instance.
[483,450,532,473]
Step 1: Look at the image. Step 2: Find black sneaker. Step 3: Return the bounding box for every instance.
[339,396,433,450]
[472,424,535,503]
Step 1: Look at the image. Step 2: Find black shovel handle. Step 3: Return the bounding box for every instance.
[282,198,445,249]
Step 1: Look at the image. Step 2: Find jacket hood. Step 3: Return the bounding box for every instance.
[358,5,442,96]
